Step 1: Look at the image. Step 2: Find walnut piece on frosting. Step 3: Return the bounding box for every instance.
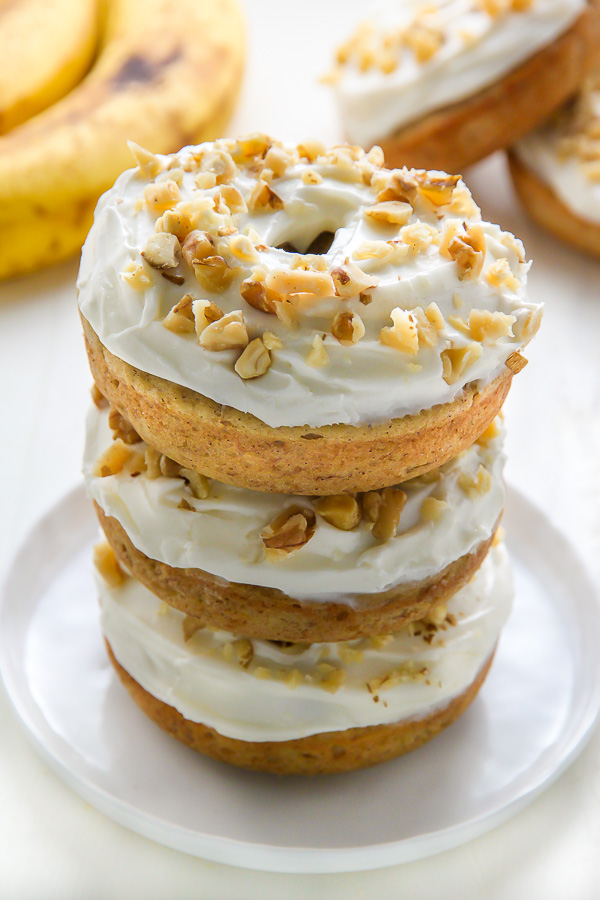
[141,233,181,269]
[261,507,316,557]
[331,310,365,346]
[380,308,419,354]
[163,294,196,334]
[364,487,407,540]
[313,494,361,531]
[199,310,248,351]
[93,542,126,588]
[234,338,272,379]
[441,343,483,384]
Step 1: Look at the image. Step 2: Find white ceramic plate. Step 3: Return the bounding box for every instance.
[1,485,599,874]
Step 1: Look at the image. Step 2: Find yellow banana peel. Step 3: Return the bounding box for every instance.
[0,0,245,281]
[0,0,99,135]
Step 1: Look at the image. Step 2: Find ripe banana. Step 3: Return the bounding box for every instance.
[0,0,245,281]
[0,0,99,135]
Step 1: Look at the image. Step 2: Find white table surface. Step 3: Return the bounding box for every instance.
[1,2,599,896]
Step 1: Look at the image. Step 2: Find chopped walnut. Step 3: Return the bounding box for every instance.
[447,224,486,280]
[144,446,162,479]
[128,141,164,178]
[285,668,304,688]
[91,384,108,409]
[404,23,444,63]
[155,208,193,242]
[477,418,501,446]
[234,338,272,379]
[316,664,346,694]
[199,310,248,351]
[121,261,153,290]
[248,180,284,212]
[93,542,126,587]
[193,255,238,293]
[367,662,429,693]
[163,294,196,334]
[313,494,361,530]
[200,148,236,184]
[261,507,316,557]
[234,639,254,669]
[331,258,379,299]
[458,465,492,497]
[416,172,461,207]
[108,407,140,444]
[218,184,247,214]
[425,603,448,627]
[338,645,365,664]
[265,267,335,298]
[159,454,182,478]
[192,299,224,338]
[240,277,277,314]
[182,615,203,641]
[364,200,412,226]
[505,350,528,374]
[370,487,407,540]
[180,468,210,499]
[297,140,326,162]
[141,233,181,269]
[331,310,365,346]
[143,179,180,213]
[420,496,448,523]
[400,221,437,253]
[469,309,516,344]
[94,440,133,477]
[441,342,483,384]
[380,308,419,355]
[181,230,216,268]
[262,331,283,350]
[306,333,329,367]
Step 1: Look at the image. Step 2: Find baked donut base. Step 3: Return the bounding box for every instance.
[106,641,494,775]
[508,152,600,259]
[97,503,499,642]
[376,0,600,173]
[83,314,513,496]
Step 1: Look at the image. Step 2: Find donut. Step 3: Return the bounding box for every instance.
[328,0,600,173]
[97,543,512,775]
[509,71,600,258]
[78,135,540,495]
[85,401,505,642]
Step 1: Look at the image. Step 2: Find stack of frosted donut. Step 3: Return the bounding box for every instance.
[78,134,542,774]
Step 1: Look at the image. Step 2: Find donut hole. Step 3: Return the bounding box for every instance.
[276,231,335,256]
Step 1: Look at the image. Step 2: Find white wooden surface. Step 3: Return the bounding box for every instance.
[1,2,599,895]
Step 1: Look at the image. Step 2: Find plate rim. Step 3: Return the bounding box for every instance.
[1,483,600,874]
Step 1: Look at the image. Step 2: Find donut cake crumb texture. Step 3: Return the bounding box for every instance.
[79,134,540,774]
[510,70,600,258]
[329,0,600,172]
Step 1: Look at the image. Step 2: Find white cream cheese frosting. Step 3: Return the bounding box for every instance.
[99,543,512,741]
[84,404,505,600]
[514,73,600,225]
[77,136,540,428]
[331,0,585,147]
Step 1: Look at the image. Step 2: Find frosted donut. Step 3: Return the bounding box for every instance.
[328,0,600,173]
[99,544,513,774]
[78,135,540,494]
[85,402,505,641]
[509,72,600,258]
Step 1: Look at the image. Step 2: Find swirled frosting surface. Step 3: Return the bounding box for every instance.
[84,404,505,600]
[99,544,512,741]
[332,0,585,147]
[77,137,540,428]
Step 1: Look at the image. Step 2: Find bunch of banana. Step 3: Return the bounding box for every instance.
[0,0,245,281]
